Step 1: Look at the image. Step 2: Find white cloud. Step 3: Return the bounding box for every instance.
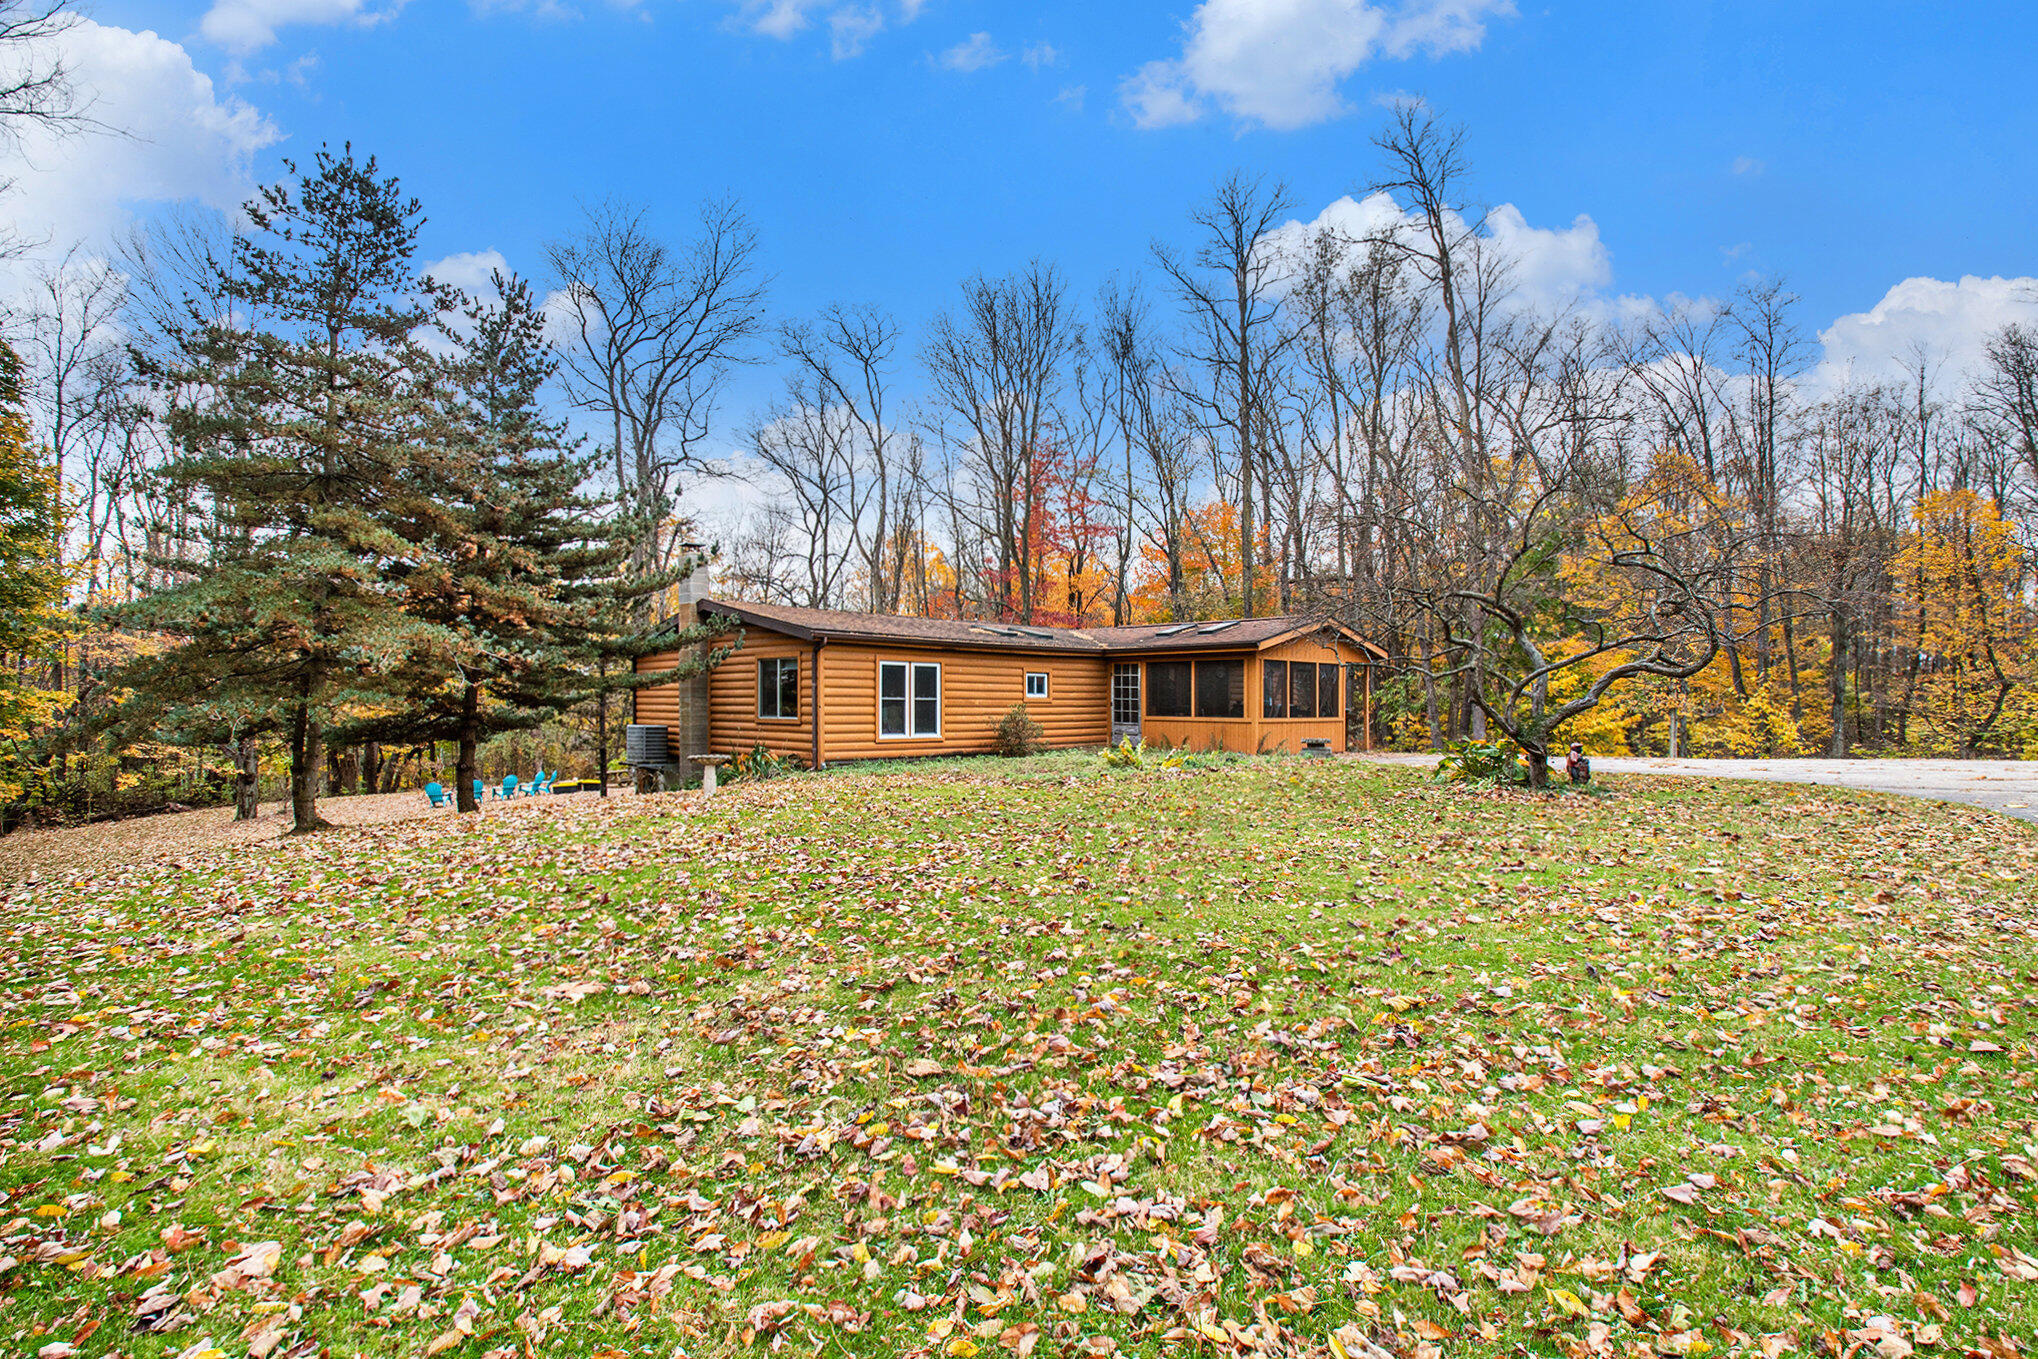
[421,248,513,296]
[1731,155,1763,177]
[1055,84,1087,113]
[0,21,280,258]
[1815,275,2038,391]
[1022,42,1061,69]
[1482,203,1613,308]
[1122,0,1514,131]
[828,5,884,58]
[200,0,404,55]
[727,0,925,57]
[938,31,1004,73]
[734,0,825,40]
[1265,192,1613,318]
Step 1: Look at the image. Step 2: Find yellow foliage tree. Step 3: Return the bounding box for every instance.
[1895,490,2034,755]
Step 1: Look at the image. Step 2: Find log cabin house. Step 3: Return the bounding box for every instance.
[632,585,1384,777]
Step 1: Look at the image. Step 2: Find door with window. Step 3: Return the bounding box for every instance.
[1111,663,1141,745]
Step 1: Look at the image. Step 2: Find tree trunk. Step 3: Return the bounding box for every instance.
[1524,746,1550,790]
[1422,662,1443,752]
[456,683,481,812]
[286,678,330,833]
[1828,607,1849,757]
[233,736,260,822]
[597,659,610,798]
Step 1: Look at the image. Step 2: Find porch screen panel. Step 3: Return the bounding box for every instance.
[1196,660,1244,719]
[1319,664,1339,719]
[1148,662,1192,717]
[1289,662,1317,719]
[1262,661,1286,718]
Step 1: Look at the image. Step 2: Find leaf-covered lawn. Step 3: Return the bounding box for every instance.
[5,756,2036,1359]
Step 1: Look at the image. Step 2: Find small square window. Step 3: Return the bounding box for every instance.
[758,657,799,720]
[1025,672,1049,700]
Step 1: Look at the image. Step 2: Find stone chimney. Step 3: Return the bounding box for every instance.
[661,542,714,790]
[673,541,713,625]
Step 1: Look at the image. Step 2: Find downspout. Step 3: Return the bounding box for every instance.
[811,636,827,771]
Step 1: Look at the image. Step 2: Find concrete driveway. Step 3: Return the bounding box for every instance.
[1356,753,2038,823]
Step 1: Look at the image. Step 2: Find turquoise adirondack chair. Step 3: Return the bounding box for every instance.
[497,774,519,800]
[471,778,486,806]
[425,781,451,808]
[526,770,552,796]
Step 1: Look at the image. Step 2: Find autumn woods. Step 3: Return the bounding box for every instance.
[723,114,2038,774]
[0,100,2035,829]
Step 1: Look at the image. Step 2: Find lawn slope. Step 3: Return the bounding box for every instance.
[4,757,2035,1358]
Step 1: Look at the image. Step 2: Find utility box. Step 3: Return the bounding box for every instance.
[626,725,688,792]
[625,724,671,766]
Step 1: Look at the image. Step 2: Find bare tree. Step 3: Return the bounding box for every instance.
[778,304,906,610]
[921,262,1077,622]
[745,387,861,608]
[1154,172,1293,618]
[0,1,78,131]
[1726,278,1808,690]
[17,247,124,551]
[1975,323,2038,509]
[547,199,766,579]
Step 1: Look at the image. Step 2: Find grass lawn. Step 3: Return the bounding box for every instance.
[4,755,2036,1359]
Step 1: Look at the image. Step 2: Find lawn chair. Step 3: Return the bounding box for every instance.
[425,781,451,808]
[472,778,486,807]
[525,769,548,796]
[496,774,519,800]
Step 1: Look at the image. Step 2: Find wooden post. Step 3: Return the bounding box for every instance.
[1364,662,1374,752]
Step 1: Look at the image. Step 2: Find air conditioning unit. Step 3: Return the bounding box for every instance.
[625,724,670,766]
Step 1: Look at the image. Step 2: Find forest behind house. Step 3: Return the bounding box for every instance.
[3,94,2037,827]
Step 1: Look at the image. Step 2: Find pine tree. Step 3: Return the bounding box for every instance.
[0,340,69,748]
[342,270,613,809]
[114,146,442,831]
[346,270,739,807]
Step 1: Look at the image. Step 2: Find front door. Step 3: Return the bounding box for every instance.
[1111,663,1142,746]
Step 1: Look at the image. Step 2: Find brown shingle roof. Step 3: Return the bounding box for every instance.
[699,599,1101,651]
[694,599,1381,657]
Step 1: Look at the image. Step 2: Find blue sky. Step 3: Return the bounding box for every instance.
[12,1,2038,395]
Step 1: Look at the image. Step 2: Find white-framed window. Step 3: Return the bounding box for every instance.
[879,661,941,738]
[1025,671,1049,700]
[757,656,799,720]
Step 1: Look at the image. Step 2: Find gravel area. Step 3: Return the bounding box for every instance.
[1356,752,2038,823]
[0,786,629,882]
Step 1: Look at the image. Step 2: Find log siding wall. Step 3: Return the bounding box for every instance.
[816,644,1109,763]
[634,622,1372,766]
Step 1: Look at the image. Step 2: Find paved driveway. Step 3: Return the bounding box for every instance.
[1356,753,2038,823]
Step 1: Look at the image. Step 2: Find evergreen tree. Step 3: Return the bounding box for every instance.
[346,270,738,808]
[344,270,615,810]
[114,146,442,831]
[0,340,69,747]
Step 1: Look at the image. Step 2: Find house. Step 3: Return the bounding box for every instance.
[631,566,1384,778]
